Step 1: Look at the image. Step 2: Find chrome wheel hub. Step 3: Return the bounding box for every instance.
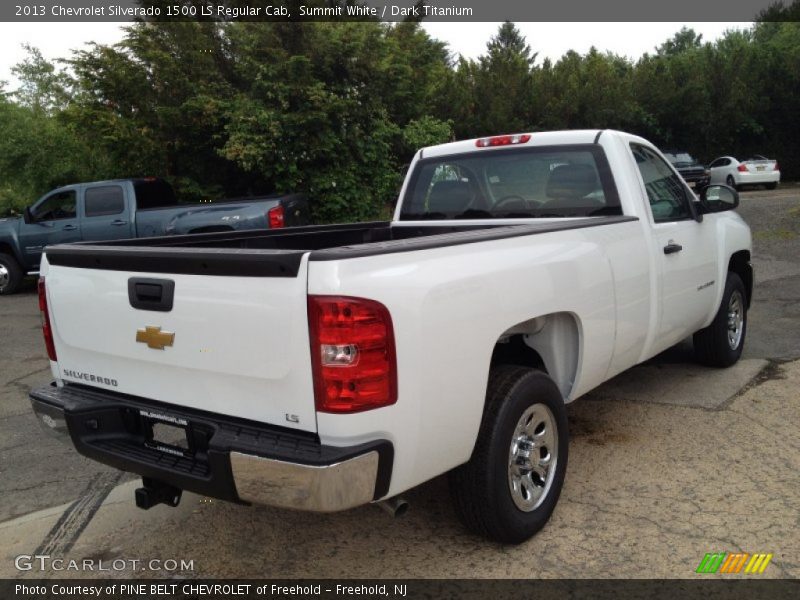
[727,290,744,350]
[508,403,558,512]
[0,264,8,289]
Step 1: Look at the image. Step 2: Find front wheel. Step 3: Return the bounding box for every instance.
[726,174,739,191]
[449,366,569,544]
[693,272,747,367]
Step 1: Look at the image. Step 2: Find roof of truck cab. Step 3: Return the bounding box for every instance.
[420,129,608,159]
[45,177,168,193]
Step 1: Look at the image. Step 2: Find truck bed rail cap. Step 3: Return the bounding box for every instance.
[310,216,638,261]
[44,244,305,277]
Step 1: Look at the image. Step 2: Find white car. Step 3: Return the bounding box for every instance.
[708,155,780,190]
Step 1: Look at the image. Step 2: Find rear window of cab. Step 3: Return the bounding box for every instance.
[399,145,621,220]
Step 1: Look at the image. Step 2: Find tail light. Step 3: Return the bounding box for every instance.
[737,164,748,172]
[773,161,780,171]
[308,296,397,413]
[476,134,531,148]
[38,278,57,361]
[268,205,285,228]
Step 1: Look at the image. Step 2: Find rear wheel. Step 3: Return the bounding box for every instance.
[449,365,568,544]
[0,253,23,295]
[693,272,747,367]
[766,182,777,190]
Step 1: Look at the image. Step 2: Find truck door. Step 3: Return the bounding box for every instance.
[18,188,81,269]
[81,183,134,241]
[629,143,718,351]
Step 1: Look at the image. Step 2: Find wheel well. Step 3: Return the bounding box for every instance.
[491,335,547,372]
[728,250,752,308]
[0,242,21,266]
[490,313,581,400]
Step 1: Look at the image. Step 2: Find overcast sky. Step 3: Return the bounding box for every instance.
[0,22,749,90]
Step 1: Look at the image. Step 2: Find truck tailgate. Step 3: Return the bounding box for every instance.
[43,259,317,433]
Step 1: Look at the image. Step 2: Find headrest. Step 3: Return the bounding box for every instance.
[546,164,599,200]
[427,180,473,213]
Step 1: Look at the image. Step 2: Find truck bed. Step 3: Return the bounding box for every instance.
[39,214,638,435]
[44,217,637,277]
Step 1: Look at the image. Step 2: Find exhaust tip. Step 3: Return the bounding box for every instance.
[377,497,409,518]
[393,499,409,517]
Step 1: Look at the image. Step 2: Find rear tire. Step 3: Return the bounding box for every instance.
[0,253,23,295]
[693,272,747,367]
[449,365,568,544]
[766,182,777,190]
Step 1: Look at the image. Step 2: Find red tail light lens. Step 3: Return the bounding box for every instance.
[737,164,748,172]
[773,161,780,171]
[308,296,397,413]
[38,278,57,361]
[268,205,285,228]
[476,134,531,148]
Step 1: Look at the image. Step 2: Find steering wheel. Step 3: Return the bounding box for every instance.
[493,195,532,211]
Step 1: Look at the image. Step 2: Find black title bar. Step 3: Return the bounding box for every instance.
[0,1,787,22]
[3,579,800,600]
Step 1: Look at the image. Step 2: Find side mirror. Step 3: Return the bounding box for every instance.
[23,207,33,224]
[699,184,739,213]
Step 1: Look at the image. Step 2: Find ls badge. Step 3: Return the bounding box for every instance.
[136,326,175,350]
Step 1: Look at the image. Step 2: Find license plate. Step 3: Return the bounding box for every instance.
[140,410,191,455]
[756,166,765,171]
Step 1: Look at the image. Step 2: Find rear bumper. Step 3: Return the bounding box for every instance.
[30,383,392,512]
[738,171,780,185]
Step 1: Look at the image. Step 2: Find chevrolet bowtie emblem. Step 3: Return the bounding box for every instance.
[136,326,175,350]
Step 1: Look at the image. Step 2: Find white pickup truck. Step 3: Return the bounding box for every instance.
[30,130,752,543]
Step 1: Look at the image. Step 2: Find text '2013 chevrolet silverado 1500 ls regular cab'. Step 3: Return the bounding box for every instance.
[29,130,752,543]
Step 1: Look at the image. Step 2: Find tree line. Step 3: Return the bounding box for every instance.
[1,15,800,221]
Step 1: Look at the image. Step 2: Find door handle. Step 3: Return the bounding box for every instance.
[663,242,683,255]
[111,220,129,226]
[62,224,77,231]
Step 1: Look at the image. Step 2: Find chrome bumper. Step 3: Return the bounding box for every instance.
[29,384,392,513]
[230,450,380,512]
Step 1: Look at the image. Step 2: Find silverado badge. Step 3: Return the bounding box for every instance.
[136,326,175,350]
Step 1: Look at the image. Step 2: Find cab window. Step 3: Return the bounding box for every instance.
[85,186,124,217]
[400,146,620,220]
[630,144,691,222]
[32,190,77,222]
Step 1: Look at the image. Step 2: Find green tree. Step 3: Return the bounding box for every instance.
[656,27,704,56]
[4,20,800,220]
[0,97,96,214]
[11,45,72,115]
[473,22,536,135]
[67,22,237,200]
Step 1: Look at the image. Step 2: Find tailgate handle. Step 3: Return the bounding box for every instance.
[128,278,175,312]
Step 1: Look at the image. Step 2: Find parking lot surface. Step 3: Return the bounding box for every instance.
[1,188,798,579]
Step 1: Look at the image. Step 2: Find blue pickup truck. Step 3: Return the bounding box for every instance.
[0,178,310,294]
